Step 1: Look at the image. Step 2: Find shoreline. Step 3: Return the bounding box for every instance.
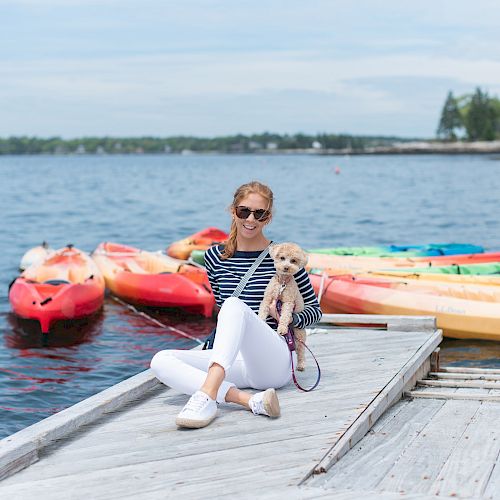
[261,140,500,156]
[1,141,500,156]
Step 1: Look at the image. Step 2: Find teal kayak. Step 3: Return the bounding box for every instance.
[307,243,484,258]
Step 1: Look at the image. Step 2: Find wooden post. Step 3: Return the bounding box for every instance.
[430,348,440,373]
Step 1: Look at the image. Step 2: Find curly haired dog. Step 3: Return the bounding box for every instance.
[259,242,308,371]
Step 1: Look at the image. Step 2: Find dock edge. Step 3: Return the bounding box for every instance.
[0,369,160,481]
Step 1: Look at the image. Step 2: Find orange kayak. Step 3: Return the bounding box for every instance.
[92,242,215,317]
[9,246,105,333]
[19,241,54,271]
[167,227,228,260]
[310,273,500,340]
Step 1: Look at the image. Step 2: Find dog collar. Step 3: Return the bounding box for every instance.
[277,275,292,295]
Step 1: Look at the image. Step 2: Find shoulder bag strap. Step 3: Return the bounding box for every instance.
[203,245,270,350]
[231,245,270,298]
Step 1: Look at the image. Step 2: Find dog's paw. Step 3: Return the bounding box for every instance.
[297,363,305,371]
[277,326,287,335]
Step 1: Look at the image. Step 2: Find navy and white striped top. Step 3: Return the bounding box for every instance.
[204,244,322,330]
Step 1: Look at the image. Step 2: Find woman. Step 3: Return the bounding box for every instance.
[150,181,322,428]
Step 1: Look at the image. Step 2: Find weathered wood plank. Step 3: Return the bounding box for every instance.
[319,314,436,332]
[310,398,445,491]
[407,390,500,402]
[483,443,500,500]
[441,366,500,375]
[429,401,500,498]
[376,399,481,494]
[417,379,500,390]
[430,372,500,381]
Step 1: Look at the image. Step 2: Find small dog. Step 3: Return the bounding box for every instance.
[259,242,308,370]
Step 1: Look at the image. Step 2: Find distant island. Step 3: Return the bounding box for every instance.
[2,87,498,156]
[1,135,500,156]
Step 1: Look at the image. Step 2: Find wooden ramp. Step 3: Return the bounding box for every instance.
[308,367,500,499]
[0,315,440,499]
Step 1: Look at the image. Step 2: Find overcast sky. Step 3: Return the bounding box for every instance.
[2,0,500,138]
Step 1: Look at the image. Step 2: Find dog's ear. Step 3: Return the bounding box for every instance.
[269,243,280,259]
[300,249,308,267]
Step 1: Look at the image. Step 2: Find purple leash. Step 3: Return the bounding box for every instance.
[276,300,321,392]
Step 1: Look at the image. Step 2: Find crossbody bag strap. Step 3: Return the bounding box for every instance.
[231,245,270,298]
[202,244,270,350]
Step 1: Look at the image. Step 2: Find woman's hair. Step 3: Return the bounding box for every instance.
[220,181,274,260]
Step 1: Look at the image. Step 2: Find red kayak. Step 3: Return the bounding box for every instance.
[92,242,215,317]
[9,246,105,333]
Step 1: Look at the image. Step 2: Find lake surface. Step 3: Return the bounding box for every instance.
[1,153,499,438]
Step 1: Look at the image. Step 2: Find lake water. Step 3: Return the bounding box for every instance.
[1,153,499,438]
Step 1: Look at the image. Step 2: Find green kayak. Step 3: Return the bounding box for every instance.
[393,262,500,275]
[190,249,206,266]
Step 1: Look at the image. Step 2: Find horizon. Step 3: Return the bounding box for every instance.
[2,1,500,138]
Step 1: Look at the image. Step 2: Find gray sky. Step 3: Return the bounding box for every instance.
[2,0,500,138]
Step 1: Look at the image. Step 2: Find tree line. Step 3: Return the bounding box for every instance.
[0,133,409,155]
[437,87,500,141]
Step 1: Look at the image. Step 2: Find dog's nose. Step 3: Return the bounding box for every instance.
[284,266,289,272]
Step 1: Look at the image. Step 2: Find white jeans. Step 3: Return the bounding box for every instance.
[150,297,294,403]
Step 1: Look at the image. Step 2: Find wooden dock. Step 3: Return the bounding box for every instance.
[309,367,500,499]
[0,315,442,498]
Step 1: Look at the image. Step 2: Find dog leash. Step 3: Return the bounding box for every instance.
[276,300,321,392]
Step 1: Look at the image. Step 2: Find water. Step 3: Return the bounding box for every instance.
[1,153,499,438]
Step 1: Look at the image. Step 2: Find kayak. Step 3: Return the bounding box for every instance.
[310,273,500,340]
[339,274,500,301]
[92,242,215,317]
[139,247,500,276]
[19,241,54,271]
[393,262,500,276]
[190,249,207,266]
[167,227,228,260]
[307,252,500,274]
[307,243,484,258]
[365,269,500,286]
[9,246,105,333]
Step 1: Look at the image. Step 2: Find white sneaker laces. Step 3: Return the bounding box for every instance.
[183,392,209,413]
[250,396,267,416]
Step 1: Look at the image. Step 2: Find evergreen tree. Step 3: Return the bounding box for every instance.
[436,91,462,140]
[464,87,497,141]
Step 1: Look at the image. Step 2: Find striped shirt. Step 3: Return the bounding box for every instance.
[204,245,322,330]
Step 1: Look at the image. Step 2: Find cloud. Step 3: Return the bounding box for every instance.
[2,0,500,136]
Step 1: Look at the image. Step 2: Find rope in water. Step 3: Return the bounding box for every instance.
[110,295,203,345]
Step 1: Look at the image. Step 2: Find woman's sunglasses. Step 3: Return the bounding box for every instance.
[235,206,270,222]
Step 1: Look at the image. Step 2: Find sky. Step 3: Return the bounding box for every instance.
[1,0,500,138]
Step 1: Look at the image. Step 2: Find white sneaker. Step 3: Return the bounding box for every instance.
[175,391,218,428]
[249,388,281,418]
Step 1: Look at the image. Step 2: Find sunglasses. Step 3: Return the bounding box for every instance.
[235,206,271,221]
